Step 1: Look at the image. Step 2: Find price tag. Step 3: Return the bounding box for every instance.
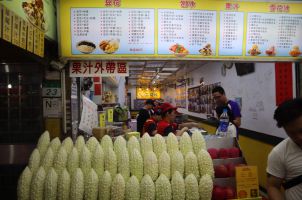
[236,166,259,198]
[107,108,113,123]
[99,113,106,127]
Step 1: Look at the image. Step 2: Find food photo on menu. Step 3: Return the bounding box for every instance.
[248,44,261,56]
[289,45,301,57]
[76,41,96,54]
[169,43,189,57]
[99,39,120,54]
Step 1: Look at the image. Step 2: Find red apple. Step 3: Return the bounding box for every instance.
[228,147,240,158]
[212,186,226,200]
[208,148,218,159]
[218,148,228,159]
[214,164,229,178]
[225,186,236,199]
[226,163,236,177]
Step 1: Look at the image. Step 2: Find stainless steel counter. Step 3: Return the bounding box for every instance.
[0,144,35,165]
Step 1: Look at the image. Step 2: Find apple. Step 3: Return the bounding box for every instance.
[208,148,218,159]
[218,148,228,159]
[226,163,236,177]
[228,147,240,158]
[212,186,226,200]
[225,186,236,199]
[214,164,229,178]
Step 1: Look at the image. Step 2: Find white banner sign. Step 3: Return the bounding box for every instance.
[70,61,129,77]
[79,95,98,135]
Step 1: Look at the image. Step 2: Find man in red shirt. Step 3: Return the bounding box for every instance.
[142,107,161,136]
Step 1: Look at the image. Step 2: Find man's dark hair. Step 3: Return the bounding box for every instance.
[274,98,302,127]
[212,86,225,95]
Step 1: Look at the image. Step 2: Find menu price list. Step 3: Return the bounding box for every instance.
[71,8,155,55]
[246,13,302,57]
[158,9,216,55]
[219,11,244,56]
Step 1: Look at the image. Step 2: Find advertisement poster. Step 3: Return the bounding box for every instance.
[188,82,221,116]
[175,84,187,108]
[79,95,98,135]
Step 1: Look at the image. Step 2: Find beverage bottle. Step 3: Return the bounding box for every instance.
[217,109,229,137]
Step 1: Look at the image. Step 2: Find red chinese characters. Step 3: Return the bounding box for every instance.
[269,4,290,13]
[105,0,121,7]
[106,62,116,73]
[117,62,127,73]
[225,3,239,11]
[71,62,82,74]
[180,0,196,8]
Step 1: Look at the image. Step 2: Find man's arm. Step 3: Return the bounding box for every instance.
[232,117,241,127]
[267,173,285,200]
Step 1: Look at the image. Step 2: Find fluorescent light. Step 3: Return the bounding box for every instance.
[162,67,179,71]
[128,61,145,66]
[159,72,172,76]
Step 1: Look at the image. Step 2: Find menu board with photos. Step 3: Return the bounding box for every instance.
[158,9,216,56]
[59,0,302,61]
[246,13,302,57]
[71,8,155,55]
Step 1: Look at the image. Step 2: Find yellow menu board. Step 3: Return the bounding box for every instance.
[236,166,259,199]
[136,88,161,99]
[39,31,45,57]
[3,6,12,42]
[20,19,27,49]
[12,14,20,47]
[58,0,302,61]
[0,4,2,38]
[27,24,34,52]
[33,27,40,56]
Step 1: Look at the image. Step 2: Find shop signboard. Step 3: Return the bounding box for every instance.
[0,0,57,41]
[20,19,28,49]
[136,87,161,99]
[2,6,12,42]
[12,14,21,47]
[236,166,259,199]
[0,4,2,38]
[69,61,129,77]
[27,24,34,52]
[58,0,302,61]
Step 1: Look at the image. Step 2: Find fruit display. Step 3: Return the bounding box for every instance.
[265,46,276,56]
[248,44,261,56]
[18,130,215,200]
[199,43,213,56]
[289,45,302,57]
[208,147,241,159]
[169,43,189,56]
[99,39,120,54]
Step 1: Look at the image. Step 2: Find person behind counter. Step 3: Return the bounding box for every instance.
[142,107,162,136]
[212,86,242,128]
[156,102,203,136]
[266,98,302,200]
[137,99,155,134]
